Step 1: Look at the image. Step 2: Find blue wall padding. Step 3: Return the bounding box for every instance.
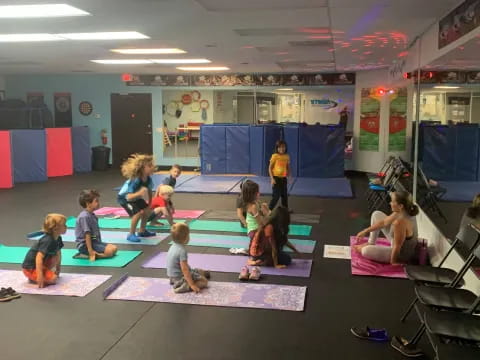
[324,126,345,177]
[299,125,324,177]
[283,125,299,177]
[226,126,250,174]
[71,126,91,173]
[423,125,454,180]
[249,126,265,176]
[200,125,226,174]
[454,124,478,181]
[11,129,47,183]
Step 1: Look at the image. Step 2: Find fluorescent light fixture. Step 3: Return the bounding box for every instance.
[275,88,294,91]
[434,86,460,89]
[0,4,90,18]
[176,66,230,71]
[59,32,149,40]
[111,48,186,54]
[91,59,152,65]
[151,59,211,64]
[0,33,64,42]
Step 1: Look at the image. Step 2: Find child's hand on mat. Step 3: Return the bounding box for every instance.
[37,276,45,288]
[191,284,201,293]
[89,252,98,262]
[275,264,287,269]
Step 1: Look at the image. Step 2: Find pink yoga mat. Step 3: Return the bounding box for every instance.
[95,207,204,219]
[350,236,407,279]
[0,131,13,189]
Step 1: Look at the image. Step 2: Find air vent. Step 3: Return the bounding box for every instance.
[289,40,332,47]
[196,0,327,12]
[276,61,335,70]
[234,27,331,37]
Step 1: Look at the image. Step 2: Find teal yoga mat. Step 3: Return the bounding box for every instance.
[66,216,185,231]
[188,220,312,236]
[179,233,316,254]
[0,245,142,267]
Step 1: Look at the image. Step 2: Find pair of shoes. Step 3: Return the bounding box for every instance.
[229,248,249,255]
[350,326,389,342]
[238,266,261,281]
[173,280,191,294]
[0,287,21,302]
[137,230,156,237]
[390,336,424,357]
[126,234,141,243]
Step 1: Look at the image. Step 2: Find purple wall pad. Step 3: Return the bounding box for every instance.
[95,207,205,219]
[350,237,407,279]
[142,252,312,278]
[106,276,306,311]
[0,270,111,297]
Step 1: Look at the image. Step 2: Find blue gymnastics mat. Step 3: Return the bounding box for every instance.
[151,173,198,189]
[176,175,245,193]
[440,181,479,202]
[289,177,353,198]
[229,176,295,195]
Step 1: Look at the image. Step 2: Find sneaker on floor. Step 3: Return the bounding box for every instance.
[1,287,21,300]
[126,234,141,243]
[249,266,261,281]
[390,336,424,357]
[238,266,250,281]
[0,288,17,302]
[137,230,156,237]
[350,326,389,342]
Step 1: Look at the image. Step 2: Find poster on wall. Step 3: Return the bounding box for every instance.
[282,74,305,86]
[388,88,407,152]
[438,71,466,83]
[259,74,282,86]
[27,92,44,105]
[54,93,72,127]
[439,0,480,49]
[466,71,480,83]
[359,88,380,151]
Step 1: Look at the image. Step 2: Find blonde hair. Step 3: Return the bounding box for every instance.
[121,154,154,180]
[171,223,189,244]
[155,184,174,197]
[42,213,67,234]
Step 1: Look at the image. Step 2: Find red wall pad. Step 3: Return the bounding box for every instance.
[0,131,13,188]
[46,128,73,177]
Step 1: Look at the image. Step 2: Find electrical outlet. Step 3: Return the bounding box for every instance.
[95,114,101,119]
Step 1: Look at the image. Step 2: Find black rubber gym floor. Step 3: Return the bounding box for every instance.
[0,170,464,360]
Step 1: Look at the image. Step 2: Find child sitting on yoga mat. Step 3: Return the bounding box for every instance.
[167,223,209,293]
[149,185,175,227]
[22,214,66,288]
[117,154,156,243]
[242,180,290,269]
[75,189,117,262]
[269,140,292,211]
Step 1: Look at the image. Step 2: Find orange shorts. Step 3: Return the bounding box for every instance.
[22,256,57,283]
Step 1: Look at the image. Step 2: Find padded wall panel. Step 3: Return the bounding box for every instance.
[71,126,91,173]
[200,125,226,174]
[454,124,478,181]
[298,125,325,177]
[226,126,250,174]
[324,126,345,177]
[0,131,13,188]
[249,126,264,176]
[283,125,299,177]
[11,129,47,183]
[46,128,73,177]
[422,126,455,180]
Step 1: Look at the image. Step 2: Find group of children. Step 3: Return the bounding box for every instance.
[21,140,296,293]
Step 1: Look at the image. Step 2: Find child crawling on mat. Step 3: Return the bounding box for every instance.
[75,189,118,262]
[148,185,175,227]
[166,223,210,293]
[22,214,66,288]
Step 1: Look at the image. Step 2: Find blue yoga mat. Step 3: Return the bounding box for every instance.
[229,176,295,195]
[440,181,479,202]
[151,173,198,189]
[175,175,245,193]
[28,229,168,245]
[289,177,353,198]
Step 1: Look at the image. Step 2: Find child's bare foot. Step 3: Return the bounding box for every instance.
[149,220,165,226]
[353,243,368,253]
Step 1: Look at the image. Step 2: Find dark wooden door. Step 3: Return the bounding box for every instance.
[111,93,153,168]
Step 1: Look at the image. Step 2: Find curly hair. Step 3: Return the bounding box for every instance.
[42,213,67,235]
[120,154,154,180]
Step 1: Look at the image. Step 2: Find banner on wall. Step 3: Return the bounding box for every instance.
[388,88,407,152]
[439,0,480,49]
[359,88,380,151]
[54,93,72,127]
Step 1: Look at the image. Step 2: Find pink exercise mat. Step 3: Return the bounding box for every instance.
[350,236,407,279]
[95,207,205,219]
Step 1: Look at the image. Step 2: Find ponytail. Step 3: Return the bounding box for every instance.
[394,191,419,217]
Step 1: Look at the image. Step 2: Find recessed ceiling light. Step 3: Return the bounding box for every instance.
[0,33,65,42]
[59,32,149,40]
[151,59,211,64]
[176,66,230,71]
[433,86,460,89]
[91,59,152,64]
[0,4,90,18]
[111,48,186,54]
[275,88,294,91]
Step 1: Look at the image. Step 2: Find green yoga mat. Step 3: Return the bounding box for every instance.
[188,220,312,236]
[66,216,185,231]
[0,244,142,267]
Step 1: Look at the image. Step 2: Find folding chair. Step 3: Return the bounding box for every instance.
[416,165,448,223]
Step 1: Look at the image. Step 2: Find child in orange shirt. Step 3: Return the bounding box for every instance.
[269,140,291,210]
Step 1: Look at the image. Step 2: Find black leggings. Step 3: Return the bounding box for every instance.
[269,176,288,210]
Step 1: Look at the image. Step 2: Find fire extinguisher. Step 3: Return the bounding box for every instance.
[101,129,108,145]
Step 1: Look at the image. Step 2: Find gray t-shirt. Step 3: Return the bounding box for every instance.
[166,242,189,279]
[75,210,102,244]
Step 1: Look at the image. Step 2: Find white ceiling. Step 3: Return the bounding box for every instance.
[427,35,480,70]
[0,0,462,74]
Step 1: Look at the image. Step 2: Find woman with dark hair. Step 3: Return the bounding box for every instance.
[354,191,419,265]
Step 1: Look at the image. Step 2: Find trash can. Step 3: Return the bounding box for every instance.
[91,146,110,171]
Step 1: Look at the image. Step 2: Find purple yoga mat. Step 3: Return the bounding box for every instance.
[350,237,407,279]
[106,276,306,311]
[0,270,111,296]
[142,252,312,278]
[94,207,205,219]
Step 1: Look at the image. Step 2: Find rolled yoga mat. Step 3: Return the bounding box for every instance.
[0,269,111,297]
[66,216,186,231]
[0,244,142,268]
[188,220,312,237]
[105,276,306,311]
[183,233,316,254]
[28,229,169,246]
[142,252,312,278]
